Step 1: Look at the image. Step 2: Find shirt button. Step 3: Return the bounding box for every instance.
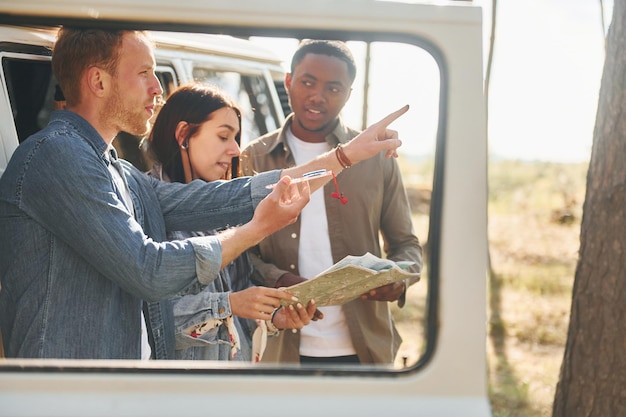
[291,233,297,239]
[219,307,225,314]
[290,264,295,270]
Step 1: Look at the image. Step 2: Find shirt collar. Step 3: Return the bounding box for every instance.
[273,113,353,152]
[50,109,110,162]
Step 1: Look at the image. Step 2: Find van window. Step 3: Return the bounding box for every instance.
[192,68,280,146]
[2,55,56,143]
[0,29,441,372]
[156,66,178,98]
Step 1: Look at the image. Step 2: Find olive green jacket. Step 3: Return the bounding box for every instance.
[240,115,422,364]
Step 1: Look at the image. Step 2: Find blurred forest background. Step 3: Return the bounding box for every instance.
[392,158,586,416]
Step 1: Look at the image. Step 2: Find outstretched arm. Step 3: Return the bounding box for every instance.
[217,176,310,268]
[280,105,409,193]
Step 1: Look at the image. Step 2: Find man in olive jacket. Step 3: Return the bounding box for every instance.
[241,40,422,365]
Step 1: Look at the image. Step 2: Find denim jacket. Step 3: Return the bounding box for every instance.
[0,110,278,359]
[148,164,257,361]
[169,244,257,361]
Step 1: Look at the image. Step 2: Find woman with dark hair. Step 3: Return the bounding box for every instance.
[148,83,242,183]
[147,84,316,361]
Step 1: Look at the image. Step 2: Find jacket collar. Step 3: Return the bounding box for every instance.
[267,113,354,154]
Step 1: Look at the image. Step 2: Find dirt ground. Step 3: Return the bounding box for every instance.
[488,212,579,416]
[486,161,585,416]
[393,160,585,415]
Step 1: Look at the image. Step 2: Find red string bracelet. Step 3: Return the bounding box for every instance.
[330,171,348,204]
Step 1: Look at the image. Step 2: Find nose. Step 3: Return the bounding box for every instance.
[309,86,326,103]
[151,73,164,96]
[229,139,241,157]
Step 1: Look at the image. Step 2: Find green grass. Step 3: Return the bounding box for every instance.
[488,161,587,214]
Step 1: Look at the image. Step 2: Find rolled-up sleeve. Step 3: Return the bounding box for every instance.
[172,285,232,349]
[187,236,223,285]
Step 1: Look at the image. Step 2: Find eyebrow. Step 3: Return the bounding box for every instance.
[137,62,155,72]
[301,72,346,88]
[219,124,238,132]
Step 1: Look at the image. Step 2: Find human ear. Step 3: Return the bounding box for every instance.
[85,66,108,98]
[175,121,189,149]
[284,73,292,93]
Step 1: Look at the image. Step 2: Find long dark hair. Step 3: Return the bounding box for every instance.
[147,83,242,182]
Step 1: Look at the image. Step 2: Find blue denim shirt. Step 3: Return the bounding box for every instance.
[0,110,279,359]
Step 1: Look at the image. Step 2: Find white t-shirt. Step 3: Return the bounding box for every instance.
[285,129,356,357]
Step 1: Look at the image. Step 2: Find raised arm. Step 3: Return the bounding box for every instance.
[217,176,310,268]
[280,105,408,192]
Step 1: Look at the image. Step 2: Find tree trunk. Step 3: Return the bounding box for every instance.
[553,0,626,414]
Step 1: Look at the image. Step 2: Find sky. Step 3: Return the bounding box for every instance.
[476,0,611,162]
[252,0,611,163]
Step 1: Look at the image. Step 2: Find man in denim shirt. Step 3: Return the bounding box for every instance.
[0,27,406,359]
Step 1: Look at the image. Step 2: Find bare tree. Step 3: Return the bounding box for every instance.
[553,0,626,414]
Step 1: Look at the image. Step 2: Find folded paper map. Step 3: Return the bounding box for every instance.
[280,252,420,307]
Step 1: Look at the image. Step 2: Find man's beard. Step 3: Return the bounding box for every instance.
[104,84,151,137]
[297,116,338,134]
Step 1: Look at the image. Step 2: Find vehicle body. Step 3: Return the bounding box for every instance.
[0,1,489,416]
[0,25,285,174]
